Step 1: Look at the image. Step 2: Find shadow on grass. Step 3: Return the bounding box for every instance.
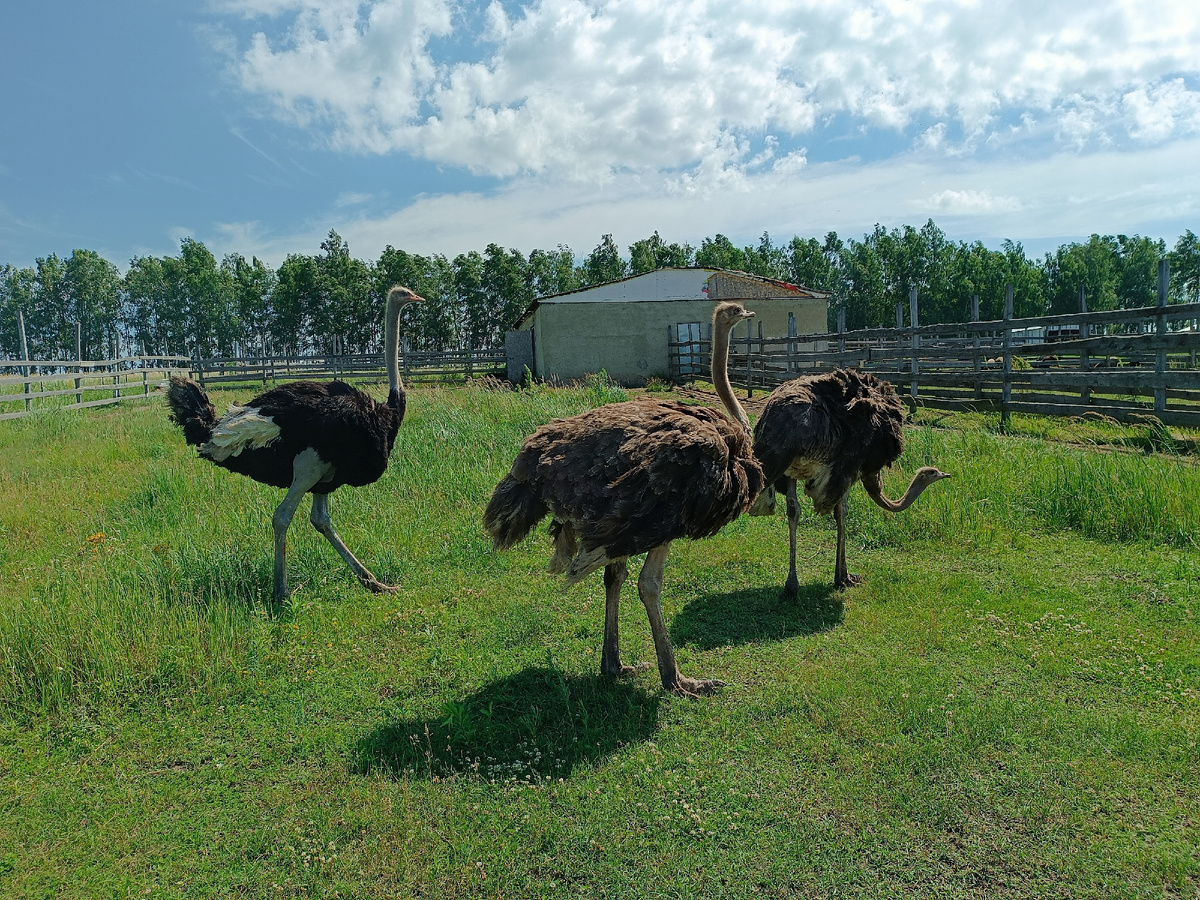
[351,665,660,782]
[671,582,842,650]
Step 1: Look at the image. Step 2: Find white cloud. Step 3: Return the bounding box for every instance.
[925,189,1022,215]
[220,0,1200,181]
[208,138,1200,266]
[334,191,373,207]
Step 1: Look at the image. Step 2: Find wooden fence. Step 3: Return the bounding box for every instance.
[0,344,505,421]
[0,356,192,421]
[670,277,1200,429]
[189,346,506,388]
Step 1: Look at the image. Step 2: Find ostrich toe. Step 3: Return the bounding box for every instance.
[358,575,400,593]
[671,677,725,698]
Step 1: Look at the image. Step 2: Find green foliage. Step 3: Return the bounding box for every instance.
[1,221,1190,365]
[581,369,627,405]
[581,233,627,285]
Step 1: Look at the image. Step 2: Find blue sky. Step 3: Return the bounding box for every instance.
[3,0,1199,271]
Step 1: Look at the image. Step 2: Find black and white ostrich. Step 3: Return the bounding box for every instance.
[484,302,764,697]
[749,368,949,592]
[166,285,424,603]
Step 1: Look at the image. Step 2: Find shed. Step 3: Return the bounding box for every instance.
[510,268,830,385]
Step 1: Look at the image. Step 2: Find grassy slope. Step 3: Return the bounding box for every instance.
[0,382,1197,899]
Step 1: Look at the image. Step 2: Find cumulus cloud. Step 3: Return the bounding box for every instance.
[218,0,1200,180]
[926,189,1022,214]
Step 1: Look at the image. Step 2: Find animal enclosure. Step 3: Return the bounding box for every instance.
[672,284,1200,428]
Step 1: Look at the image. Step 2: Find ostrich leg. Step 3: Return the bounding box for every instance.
[310,492,399,594]
[601,560,645,677]
[637,544,723,697]
[271,449,331,603]
[783,478,800,599]
[833,494,862,589]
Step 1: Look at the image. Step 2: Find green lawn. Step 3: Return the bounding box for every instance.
[0,381,1197,898]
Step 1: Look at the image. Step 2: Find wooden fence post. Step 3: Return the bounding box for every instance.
[896,302,905,374]
[837,306,846,355]
[971,294,982,401]
[1156,259,1169,413]
[75,322,84,406]
[909,287,919,411]
[1079,285,1090,404]
[17,309,30,412]
[744,320,754,398]
[1001,283,1014,425]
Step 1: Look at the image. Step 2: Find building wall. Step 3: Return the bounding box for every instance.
[526,296,826,384]
[517,268,829,385]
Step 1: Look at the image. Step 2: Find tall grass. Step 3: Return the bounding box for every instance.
[3,382,1198,718]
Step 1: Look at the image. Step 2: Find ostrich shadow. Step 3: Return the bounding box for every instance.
[351,666,661,781]
[670,582,842,650]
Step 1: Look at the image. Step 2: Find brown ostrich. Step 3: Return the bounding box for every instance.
[749,368,949,593]
[484,301,764,697]
[166,285,424,603]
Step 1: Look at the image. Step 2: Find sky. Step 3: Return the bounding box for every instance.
[2,0,1199,272]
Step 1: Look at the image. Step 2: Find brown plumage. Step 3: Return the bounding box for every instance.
[750,368,949,592]
[484,301,763,697]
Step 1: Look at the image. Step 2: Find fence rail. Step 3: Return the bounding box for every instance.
[0,356,192,421]
[670,290,1200,429]
[190,347,506,387]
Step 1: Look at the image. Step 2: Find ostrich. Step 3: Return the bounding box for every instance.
[166,285,424,603]
[484,301,764,697]
[748,368,949,593]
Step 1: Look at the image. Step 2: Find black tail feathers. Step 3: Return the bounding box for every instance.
[483,474,548,550]
[166,376,218,446]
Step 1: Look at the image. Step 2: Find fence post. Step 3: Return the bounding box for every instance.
[1079,285,1090,404]
[837,306,846,355]
[909,287,919,412]
[112,334,120,400]
[896,302,905,375]
[17,309,31,412]
[1001,283,1014,425]
[193,346,206,387]
[744,320,754,399]
[1155,258,1169,413]
[971,294,982,401]
[787,311,797,373]
[75,321,84,406]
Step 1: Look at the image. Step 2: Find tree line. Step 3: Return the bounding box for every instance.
[2,221,1198,361]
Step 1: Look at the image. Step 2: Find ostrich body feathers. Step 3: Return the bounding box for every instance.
[167,377,403,492]
[484,396,763,583]
[753,368,905,514]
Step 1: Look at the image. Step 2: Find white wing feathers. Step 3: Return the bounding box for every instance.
[201,404,282,461]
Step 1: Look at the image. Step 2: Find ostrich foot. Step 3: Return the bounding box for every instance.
[602,660,652,679]
[358,575,400,594]
[782,574,800,600]
[668,676,725,698]
[834,572,863,589]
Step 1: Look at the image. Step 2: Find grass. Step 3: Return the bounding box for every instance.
[0,381,1197,898]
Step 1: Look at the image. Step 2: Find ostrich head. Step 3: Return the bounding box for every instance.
[911,466,951,487]
[713,301,755,330]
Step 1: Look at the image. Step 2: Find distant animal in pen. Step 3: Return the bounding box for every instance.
[749,368,949,592]
[166,285,424,603]
[484,301,764,697]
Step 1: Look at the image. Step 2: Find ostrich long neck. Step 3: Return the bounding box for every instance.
[862,471,930,512]
[712,317,751,432]
[384,290,404,400]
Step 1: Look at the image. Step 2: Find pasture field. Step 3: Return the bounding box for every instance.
[0,380,1198,899]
